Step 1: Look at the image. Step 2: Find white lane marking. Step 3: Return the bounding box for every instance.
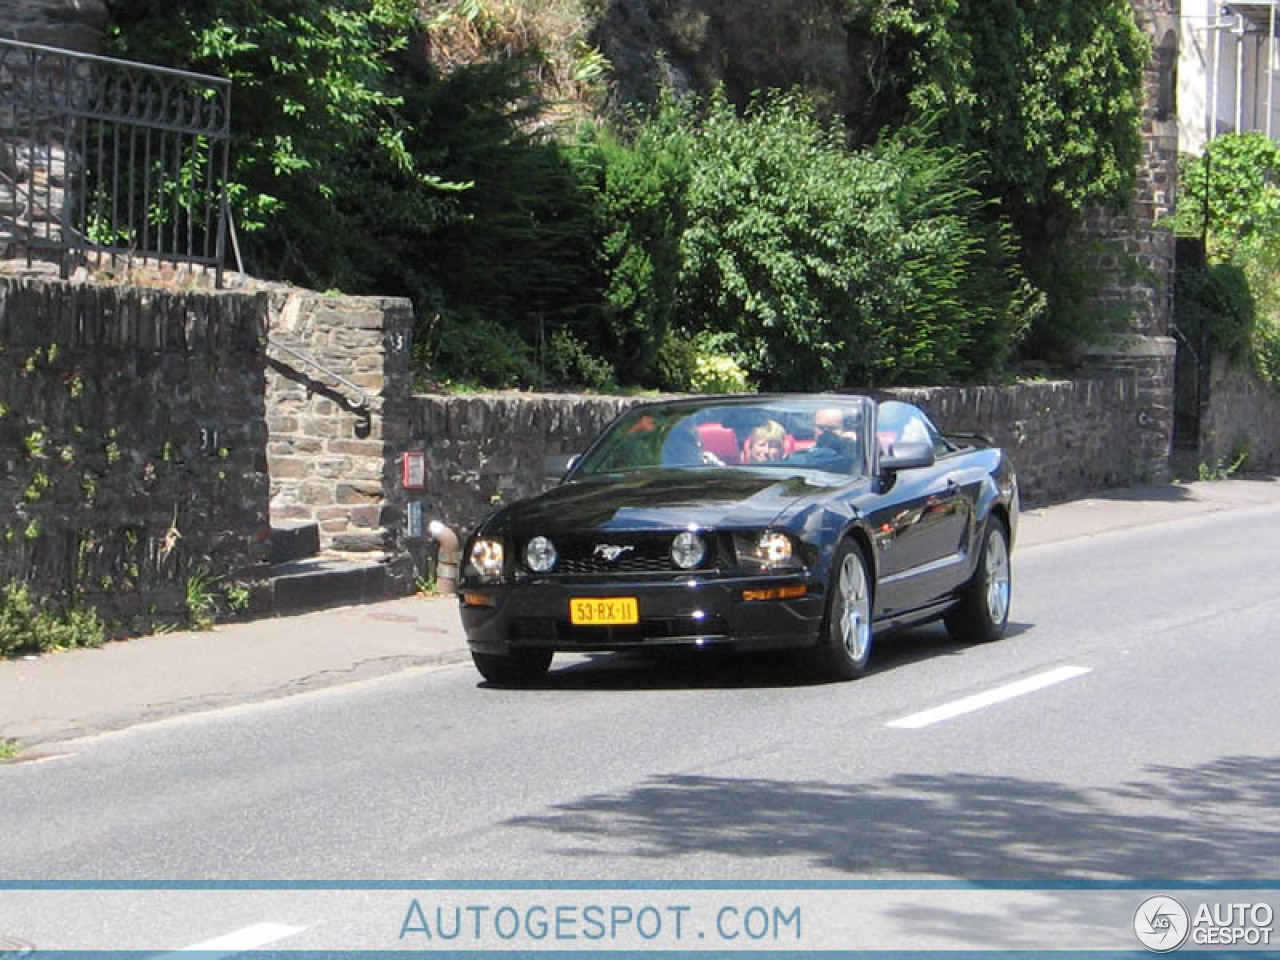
[155,922,305,957]
[887,665,1093,729]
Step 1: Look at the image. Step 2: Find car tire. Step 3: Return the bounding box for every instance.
[817,539,874,681]
[945,515,1012,644]
[471,649,553,686]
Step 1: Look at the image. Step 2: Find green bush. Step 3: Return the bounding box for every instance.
[570,117,690,386]
[639,89,1032,388]
[0,582,105,658]
[422,310,539,390]
[847,0,1146,216]
[1172,133,1280,389]
[1175,261,1256,361]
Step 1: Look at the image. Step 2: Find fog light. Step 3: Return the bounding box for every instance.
[524,535,558,573]
[671,531,707,569]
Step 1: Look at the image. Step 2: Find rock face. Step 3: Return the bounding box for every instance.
[592,0,857,116]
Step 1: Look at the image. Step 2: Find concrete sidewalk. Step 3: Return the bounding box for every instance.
[3,476,1279,752]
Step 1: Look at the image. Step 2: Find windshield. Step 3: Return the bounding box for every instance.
[571,398,869,478]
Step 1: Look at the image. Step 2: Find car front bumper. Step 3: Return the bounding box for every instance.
[459,573,827,654]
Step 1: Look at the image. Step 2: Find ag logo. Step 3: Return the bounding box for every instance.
[1134,895,1190,952]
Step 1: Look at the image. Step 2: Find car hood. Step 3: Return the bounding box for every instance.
[481,468,863,535]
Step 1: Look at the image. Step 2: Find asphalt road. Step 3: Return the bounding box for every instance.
[2,499,1278,948]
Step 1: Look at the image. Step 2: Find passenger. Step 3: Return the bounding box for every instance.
[814,407,858,449]
[743,419,786,463]
[784,405,860,473]
[661,421,725,467]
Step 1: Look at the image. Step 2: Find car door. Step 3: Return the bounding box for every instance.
[870,403,972,613]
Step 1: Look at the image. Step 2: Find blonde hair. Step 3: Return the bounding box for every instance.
[748,420,786,445]
[745,420,787,460]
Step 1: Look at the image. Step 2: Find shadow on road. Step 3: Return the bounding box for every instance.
[506,754,1280,882]
[496,621,1035,692]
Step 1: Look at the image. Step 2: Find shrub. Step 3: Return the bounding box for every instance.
[0,581,105,658]
[658,89,1033,388]
[1172,133,1280,389]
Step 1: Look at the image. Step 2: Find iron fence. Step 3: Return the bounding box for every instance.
[0,38,231,285]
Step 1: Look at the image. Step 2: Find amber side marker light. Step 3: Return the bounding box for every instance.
[462,592,495,607]
[742,584,808,602]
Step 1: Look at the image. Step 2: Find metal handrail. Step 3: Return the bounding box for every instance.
[0,37,231,284]
[267,337,370,412]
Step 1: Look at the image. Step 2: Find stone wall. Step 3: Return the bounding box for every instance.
[264,291,414,558]
[1079,0,1178,341]
[0,275,270,625]
[1200,354,1280,472]
[406,375,1149,539]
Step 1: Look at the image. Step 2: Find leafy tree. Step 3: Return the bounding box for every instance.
[106,0,465,290]
[845,0,1148,361]
[1173,133,1280,387]
[846,0,1147,218]
[588,89,1034,390]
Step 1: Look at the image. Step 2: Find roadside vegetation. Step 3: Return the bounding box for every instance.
[1172,132,1280,391]
[104,0,1149,392]
[0,581,105,658]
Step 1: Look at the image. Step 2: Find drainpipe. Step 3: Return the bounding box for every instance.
[429,521,461,595]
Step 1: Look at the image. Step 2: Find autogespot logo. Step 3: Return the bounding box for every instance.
[1134,895,1191,952]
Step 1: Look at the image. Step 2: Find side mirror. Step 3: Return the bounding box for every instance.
[544,453,580,479]
[880,440,935,473]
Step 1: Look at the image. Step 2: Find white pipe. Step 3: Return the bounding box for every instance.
[1236,21,1245,132]
[1213,11,1222,140]
[428,520,461,595]
[1269,4,1276,139]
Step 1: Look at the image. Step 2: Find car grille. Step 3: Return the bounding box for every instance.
[530,533,719,575]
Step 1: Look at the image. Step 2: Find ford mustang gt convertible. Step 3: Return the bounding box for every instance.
[457,394,1018,685]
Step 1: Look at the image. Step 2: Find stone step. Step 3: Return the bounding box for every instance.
[270,520,320,565]
[268,555,393,617]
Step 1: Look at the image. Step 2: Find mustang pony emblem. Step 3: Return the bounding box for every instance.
[593,543,635,563]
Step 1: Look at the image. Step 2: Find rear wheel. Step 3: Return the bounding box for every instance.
[471,649,553,686]
[945,516,1011,643]
[818,540,874,681]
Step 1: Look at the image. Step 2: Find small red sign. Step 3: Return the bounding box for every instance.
[402,450,426,489]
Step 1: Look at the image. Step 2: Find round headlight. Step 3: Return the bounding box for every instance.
[671,530,707,569]
[756,531,793,566]
[469,538,504,579]
[524,535,558,573]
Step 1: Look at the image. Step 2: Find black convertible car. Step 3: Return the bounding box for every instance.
[458,394,1018,684]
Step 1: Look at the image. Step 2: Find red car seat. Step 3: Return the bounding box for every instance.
[696,423,740,464]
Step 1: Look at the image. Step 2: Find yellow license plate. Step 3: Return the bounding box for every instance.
[570,597,638,626]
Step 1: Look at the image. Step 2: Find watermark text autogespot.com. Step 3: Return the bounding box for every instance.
[399,898,802,946]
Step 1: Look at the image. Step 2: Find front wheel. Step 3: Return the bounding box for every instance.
[817,540,874,681]
[471,649,553,686]
[945,517,1011,644]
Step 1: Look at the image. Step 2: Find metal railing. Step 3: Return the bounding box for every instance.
[0,38,231,285]
[267,337,371,413]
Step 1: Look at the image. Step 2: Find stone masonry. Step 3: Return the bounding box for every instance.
[264,290,414,558]
[1078,0,1180,484]
[0,274,271,626]
[1199,353,1280,473]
